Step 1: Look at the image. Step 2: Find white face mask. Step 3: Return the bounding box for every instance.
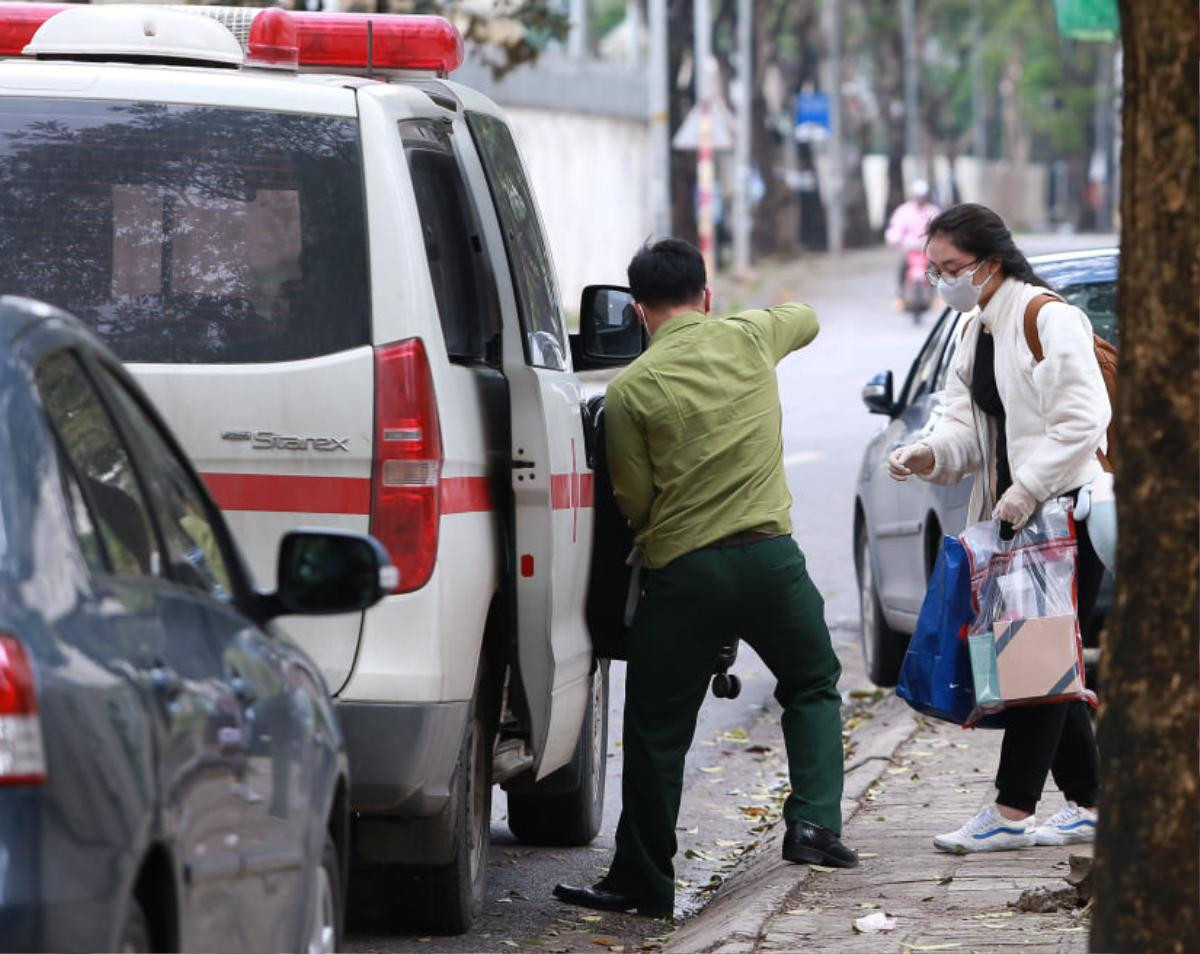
[937,262,992,312]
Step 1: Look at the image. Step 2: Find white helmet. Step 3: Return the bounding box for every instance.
[1074,472,1117,573]
[910,178,930,199]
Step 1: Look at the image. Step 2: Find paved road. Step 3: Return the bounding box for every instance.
[345,233,1115,953]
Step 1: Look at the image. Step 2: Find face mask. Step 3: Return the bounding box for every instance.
[937,262,991,312]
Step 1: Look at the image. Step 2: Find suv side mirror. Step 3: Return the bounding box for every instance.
[259,530,396,620]
[862,371,897,416]
[570,285,646,370]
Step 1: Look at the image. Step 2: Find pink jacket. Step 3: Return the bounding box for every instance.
[885,200,940,251]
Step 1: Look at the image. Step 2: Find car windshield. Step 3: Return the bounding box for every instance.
[1038,255,1118,345]
[0,98,370,364]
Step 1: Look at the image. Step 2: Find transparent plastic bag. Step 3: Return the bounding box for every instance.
[959,498,1096,724]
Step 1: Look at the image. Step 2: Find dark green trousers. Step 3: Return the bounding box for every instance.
[605,536,843,909]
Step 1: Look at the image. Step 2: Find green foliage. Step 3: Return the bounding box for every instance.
[913,0,1111,161]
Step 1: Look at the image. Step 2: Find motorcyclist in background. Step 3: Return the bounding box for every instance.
[886,179,941,309]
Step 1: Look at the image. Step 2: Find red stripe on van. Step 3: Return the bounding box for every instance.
[201,473,500,516]
[203,472,371,514]
[441,476,493,515]
[550,473,595,510]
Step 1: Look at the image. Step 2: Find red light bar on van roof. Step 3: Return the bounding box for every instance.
[290,12,463,75]
[0,4,463,76]
[0,3,68,57]
[245,7,299,69]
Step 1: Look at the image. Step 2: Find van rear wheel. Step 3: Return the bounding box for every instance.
[507,661,608,846]
[421,675,494,935]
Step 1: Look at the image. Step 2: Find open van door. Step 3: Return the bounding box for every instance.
[465,111,593,777]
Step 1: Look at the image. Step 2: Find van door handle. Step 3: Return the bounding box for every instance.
[512,460,536,470]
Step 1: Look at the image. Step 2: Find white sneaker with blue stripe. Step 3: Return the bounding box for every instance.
[934,804,1037,854]
[1034,802,1097,845]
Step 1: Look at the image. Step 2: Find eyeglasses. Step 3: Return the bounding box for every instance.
[925,259,981,287]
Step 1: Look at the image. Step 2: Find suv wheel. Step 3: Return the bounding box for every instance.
[305,833,341,954]
[857,523,907,687]
[507,661,609,846]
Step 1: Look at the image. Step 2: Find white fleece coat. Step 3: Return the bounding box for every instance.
[924,276,1110,523]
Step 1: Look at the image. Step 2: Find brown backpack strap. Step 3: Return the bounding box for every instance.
[1022,292,1064,362]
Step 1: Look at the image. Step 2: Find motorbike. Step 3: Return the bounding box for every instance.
[902,248,934,324]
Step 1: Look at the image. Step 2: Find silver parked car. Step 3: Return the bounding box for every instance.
[853,249,1118,686]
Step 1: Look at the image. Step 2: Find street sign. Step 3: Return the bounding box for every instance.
[1052,0,1118,41]
[672,100,735,151]
[794,91,830,143]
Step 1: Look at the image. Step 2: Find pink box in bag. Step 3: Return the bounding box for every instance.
[992,615,1084,700]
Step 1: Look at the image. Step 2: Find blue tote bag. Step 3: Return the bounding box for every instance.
[896,535,1004,728]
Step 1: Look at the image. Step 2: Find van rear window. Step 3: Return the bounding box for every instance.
[0,98,370,364]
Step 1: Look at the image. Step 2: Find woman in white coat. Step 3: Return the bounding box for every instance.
[888,204,1111,854]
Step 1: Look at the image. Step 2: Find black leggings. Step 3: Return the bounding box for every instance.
[995,506,1103,814]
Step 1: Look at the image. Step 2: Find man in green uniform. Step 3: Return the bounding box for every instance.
[554,239,856,920]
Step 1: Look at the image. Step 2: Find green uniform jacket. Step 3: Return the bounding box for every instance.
[604,303,820,568]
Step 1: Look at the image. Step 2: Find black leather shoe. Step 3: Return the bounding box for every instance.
[782,819,859,868]
[553,881,673,919]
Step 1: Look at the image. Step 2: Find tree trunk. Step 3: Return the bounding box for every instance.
[1091,3,1199,953]
[668,0,697,242]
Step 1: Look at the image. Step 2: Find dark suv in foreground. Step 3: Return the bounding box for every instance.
[0,297,393,953]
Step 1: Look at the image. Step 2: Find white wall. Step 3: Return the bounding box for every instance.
[504,107,651,313]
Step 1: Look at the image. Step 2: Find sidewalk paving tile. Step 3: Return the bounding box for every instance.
[756,715,1091,953]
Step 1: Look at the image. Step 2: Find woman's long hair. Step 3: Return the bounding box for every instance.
[925,203,1052,289]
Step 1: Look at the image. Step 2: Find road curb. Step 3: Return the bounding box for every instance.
[664,694,918,954]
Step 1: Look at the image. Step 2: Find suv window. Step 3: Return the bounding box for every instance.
[0,98,370,364]
[401,120,502,364]
[933,313,965,391]
[36,352,160,577]
[900,309,957,406]
[466,112,567,371]
[98,368,234,601]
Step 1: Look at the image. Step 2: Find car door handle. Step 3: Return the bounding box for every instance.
[230,677,256,705]
[149,666,182,700]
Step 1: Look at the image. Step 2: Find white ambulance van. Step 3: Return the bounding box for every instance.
[0,3,644,933]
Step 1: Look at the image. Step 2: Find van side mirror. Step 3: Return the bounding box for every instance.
[257,530,396,620]
[862,371,897,416]
[570,285,646,370]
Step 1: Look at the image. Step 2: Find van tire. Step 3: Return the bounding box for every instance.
[422,670,495,935]
[507,661,608,846]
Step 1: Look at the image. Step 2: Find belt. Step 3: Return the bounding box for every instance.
[704,529,785,549]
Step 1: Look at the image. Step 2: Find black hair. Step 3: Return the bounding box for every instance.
[925,203,1052,289]
[626,238,707,308]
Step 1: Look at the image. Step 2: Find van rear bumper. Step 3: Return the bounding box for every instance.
[336,699,469,816]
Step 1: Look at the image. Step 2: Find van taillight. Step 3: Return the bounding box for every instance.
[371,339,443,594]
[0,634,45,785]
